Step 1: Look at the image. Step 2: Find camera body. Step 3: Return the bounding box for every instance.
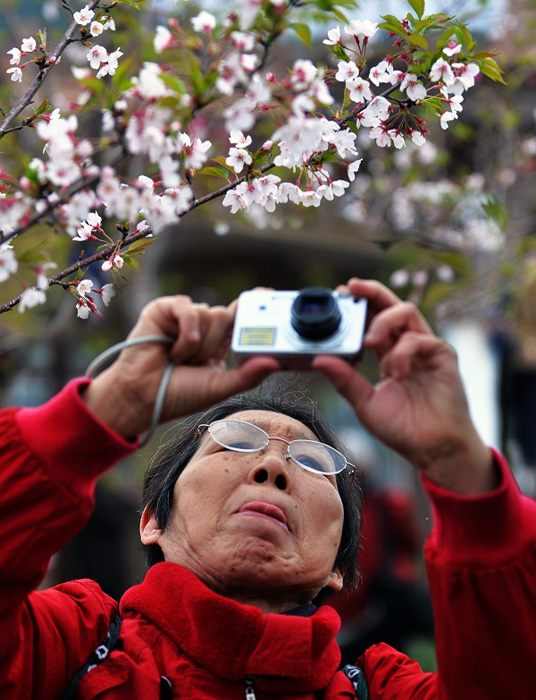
[231,287,367,370]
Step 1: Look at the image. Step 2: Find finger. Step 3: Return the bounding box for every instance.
[214,356,282,398]
[312,355,375,416]
[347,278,402,312]
[167,356,281,416]
[184,306,234,365]
[129,295,198,343]
[379,331,456,381]
[365,301,433,357]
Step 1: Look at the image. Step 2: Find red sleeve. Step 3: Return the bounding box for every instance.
[359,451,536,699]
[422,450,536,700]
[0,379,137,698]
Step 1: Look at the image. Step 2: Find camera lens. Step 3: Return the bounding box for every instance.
[291,287,342,340]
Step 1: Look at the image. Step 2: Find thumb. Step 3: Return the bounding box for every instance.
[312,356,374,415]
[211,356,282,401]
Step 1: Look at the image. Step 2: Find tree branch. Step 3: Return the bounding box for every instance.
[0,0,101,140]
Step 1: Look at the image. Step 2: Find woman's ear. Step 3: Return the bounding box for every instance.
[326,568,344,592]
[139,505,163,545]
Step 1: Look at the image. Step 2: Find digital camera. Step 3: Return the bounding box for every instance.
[231,287,367,370]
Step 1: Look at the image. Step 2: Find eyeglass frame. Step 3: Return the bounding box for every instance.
[195,419,356,477]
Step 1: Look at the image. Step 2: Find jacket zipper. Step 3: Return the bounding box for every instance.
[244,675,257,699]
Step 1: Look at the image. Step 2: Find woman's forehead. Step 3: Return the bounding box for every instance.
[225,409,320,442]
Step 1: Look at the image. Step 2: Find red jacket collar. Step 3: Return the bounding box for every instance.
[120,562,342,693]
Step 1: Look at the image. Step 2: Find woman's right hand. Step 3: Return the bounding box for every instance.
[83,295,280,440]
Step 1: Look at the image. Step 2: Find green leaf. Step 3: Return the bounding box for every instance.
[407,0,425,19]
[125,239,157,255]
[406,33,428,49]
[77,76,106,95]
[32,99,51,118]
[212,155,230,168]
[159,73,187,96]
[117,0,142,8]
[122,255,139,270]
[16,251,49,265]
[331,44,350,61]
[380,15,406,34]
[436,26,456,49]
[187,53,207,95]
[421,96,444,116]
[482,194,508,230]
[479,56,507,84]
[111,53,136,92]
[415,14,451,31]
[199,166,232,180]
[331,7,350,23]
[289,22,312,47]
[36,28,47,47]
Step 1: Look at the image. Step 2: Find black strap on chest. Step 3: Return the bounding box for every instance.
[62,613,122,700]
[343,664,369,700]
[61,612,172,699]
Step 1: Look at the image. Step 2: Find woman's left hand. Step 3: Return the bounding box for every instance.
[313,278,495,495]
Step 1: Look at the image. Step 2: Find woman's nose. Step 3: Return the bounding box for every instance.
[247,447,292,491]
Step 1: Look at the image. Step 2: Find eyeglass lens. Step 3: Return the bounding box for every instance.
[207,420,347,475]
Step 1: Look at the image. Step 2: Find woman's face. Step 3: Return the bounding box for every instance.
[140,410,345,609]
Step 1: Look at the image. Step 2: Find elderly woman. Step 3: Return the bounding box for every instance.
[1,278,535,700]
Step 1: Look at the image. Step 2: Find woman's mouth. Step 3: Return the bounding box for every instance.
[238,501,289,532]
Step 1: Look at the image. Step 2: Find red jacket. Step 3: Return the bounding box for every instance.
[1,379,536,699]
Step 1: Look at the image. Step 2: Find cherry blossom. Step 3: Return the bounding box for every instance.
[231,31,255,51]
[7,47,21,65]
[290,59,318,90]
[348,77,374,104]
[6,67,23,82]
[0,245,18,282]
[369,61,393,87]
[225,147,252,173]
[178,134,212,170]
[430,57,455,86]
[21,37,37,53]
[347,159,363,181]
[95,48,123,79]
[401,74,427,101]
[100,284,116,306]
[335,60,360,83]
[154,26,173,53]
[87,45,108,70]
[229,130,252,149]
[443,41,462,57]
[102,254,124,272]
[73,5,95,26]
[90,21,104,38]
[323,27,341,46]
[77,279,94,297]
[450,63,480,92]
[440,110,458,129]
[344,19,378,40]
[191,11,216,34]
[370,123,392,147]
[19,288,47,313]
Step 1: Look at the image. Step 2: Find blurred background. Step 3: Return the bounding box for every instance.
[1,0,536,670]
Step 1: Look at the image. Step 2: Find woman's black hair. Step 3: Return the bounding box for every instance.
[141,384,362,605]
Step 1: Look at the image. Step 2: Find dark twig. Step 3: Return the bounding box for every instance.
[0,0,101,140]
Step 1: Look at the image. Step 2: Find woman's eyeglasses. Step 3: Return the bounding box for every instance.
[196,419,355,477]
